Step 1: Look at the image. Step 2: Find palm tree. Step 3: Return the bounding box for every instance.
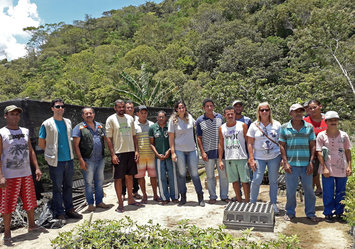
[113,63,178,107]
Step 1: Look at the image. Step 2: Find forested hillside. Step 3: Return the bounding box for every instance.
[0,0,354,123]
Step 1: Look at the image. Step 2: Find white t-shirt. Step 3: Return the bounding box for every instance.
[0,127,32,179]
[221,122,248,160]
[105,113,136,154]
[168,113,196,152]
[247,121,281,160]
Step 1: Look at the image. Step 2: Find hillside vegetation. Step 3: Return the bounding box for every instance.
[0,0,354,123]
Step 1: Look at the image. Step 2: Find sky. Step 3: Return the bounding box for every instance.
[0,0,163,61]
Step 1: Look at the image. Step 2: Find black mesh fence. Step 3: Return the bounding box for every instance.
[0,99,173,195]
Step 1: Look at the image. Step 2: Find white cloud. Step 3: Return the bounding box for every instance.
[0,0,40,60]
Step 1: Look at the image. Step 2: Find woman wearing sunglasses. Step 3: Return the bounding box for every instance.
[247,102,282,214]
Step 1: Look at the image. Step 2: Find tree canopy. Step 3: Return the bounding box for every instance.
[1,0,354,124]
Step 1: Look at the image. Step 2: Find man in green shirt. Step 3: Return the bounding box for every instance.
[149,111,178,204]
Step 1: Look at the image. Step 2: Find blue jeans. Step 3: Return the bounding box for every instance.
[205,159,229,200]
[49,160,74,217]
[250,155,281,204]
[155,158,179,201]
[82,158,105,205]
[285,166,316,217]
[175,150,203,195]
[322,175,347,216]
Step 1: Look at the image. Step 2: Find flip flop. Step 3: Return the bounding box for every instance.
[141,199,148,204]
[3,237,13,246]
[153,197,161,202]
[128,201,144,207]
[115,206,124,213]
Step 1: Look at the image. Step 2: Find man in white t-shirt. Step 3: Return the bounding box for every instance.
[106,99,143,213]
[0,105,44,245]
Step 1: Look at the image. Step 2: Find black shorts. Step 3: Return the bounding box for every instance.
[113,152,137,179]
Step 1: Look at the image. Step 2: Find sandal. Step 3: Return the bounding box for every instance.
[128,201,144,207]
[115,206,124,213]
[153,197,161,202]
[284,214,295,221]
[3,237,13,246]
[133,193,142,199]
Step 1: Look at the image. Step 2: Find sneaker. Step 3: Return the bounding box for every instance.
[284,214,295,221]
[272,204,280,215]
[56,214,67,225]
[87,205,95,212]
[324,215,333,223]
[66,210,83,219]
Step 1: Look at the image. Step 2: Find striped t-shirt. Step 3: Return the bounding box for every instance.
[135,119,154,156]
[279,120,316,167]
[196,113,224,159]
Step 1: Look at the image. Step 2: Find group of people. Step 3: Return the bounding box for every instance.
[0,97,352,244]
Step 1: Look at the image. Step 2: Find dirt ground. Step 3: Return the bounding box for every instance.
[2,174,354,248]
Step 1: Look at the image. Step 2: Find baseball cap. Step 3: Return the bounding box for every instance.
[4,105,23,114]
[325,111,340,120]
[289,103,305,113]
[138,105,148,111]
[232,100,243,106]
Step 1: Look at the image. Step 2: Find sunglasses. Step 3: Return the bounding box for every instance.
[54,105,65,109]
[259,109,270,112]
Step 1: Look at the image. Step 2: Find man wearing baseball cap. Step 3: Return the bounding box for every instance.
[0,105,44,245]
[134,105,158,203]
[232,100,252,128]
[279,103,318,222]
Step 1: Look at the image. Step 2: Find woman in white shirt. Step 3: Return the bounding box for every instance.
[168,101,204,207]
[247,102,281,214]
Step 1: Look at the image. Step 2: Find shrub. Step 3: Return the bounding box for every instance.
[344,148,355,226]
[51,216,300,249]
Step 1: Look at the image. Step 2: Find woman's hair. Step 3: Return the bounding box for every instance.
[170,101,189,125]
[308,99,321,106]
[256,102,274,125]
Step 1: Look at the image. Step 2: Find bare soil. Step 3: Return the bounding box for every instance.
[3,175,353,248]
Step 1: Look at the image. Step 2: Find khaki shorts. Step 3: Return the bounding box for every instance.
[225,159,250,183]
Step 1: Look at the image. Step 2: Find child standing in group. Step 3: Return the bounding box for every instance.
[316,111,352,222]
[219,106,250,202]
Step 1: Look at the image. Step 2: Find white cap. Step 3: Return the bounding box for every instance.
[232,100,243,106]
[325,111,340,120]
[289,103,305,113]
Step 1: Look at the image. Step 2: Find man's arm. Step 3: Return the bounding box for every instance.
[317,151,329,177]
[197,136,208,162]
[279,141,292,174]
[106,136,119,164]
[218,127,225,170]
[133,135,139,162]
[150,137,163,159]
[306,140,315,175]
[0,136,5,188]
[28,140,42,181]
[38,138,46,150]
[73,137,88,170]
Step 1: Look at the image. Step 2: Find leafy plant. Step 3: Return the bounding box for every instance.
[51,217,300,248]
[344,148,355,226]
[113,63,178,107]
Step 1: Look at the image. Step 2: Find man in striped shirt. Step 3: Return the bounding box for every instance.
[279,103,318,222]
[134,105,158,203]
[197,99,229,204]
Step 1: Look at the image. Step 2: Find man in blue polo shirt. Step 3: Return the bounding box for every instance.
[38,98,82,222]
[197,99,229,204]
[279,103,318,222]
